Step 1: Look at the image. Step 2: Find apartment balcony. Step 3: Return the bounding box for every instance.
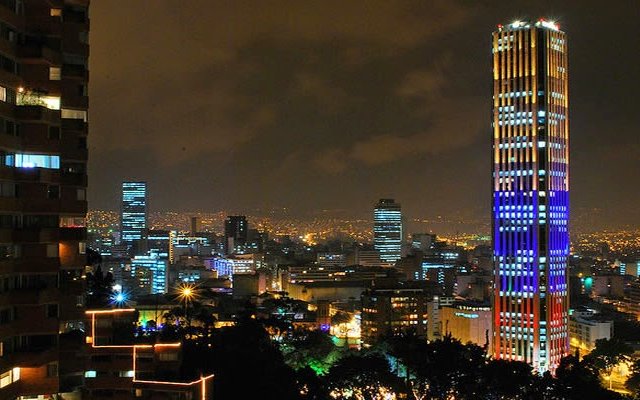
[62,64,88,79]
[85,377,133,391]
[0,5,23,31]
[25,16,63,36]
[61,118,87,132]
[61,146,88,162]
[0,317,59,339]
[0,347,58,375]
[15,377,60,398]
[61,94,88,109]
[60,172,87,187]
[0,37,15,58]
[15,104,61,124]
[59,199,88,215]
[60,227,86,241]
[0,67,20,87]
[0,286,60,305]
[0,197,19,211]
[1,258,60,274]
[16,42,62,64]
[20,198,86,214]
[12,227,59,243]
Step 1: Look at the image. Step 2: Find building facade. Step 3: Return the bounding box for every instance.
[373,199,402,266]
[492,19,570,373]
[361,285,438,345]
[85,309,213,399]
[224,215,247,254]
[0,1,90,398]
[131,251,168,295]
[569,316,613,353]
[441,303,492,349]
[120,181,147,248]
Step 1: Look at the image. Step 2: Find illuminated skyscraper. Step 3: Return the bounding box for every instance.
[121,181,147,246]
[492,19,569,373]
[373,199,403,265]
[131,252,169,294]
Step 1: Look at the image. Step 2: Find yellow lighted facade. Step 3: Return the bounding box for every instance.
[492,19,570,374]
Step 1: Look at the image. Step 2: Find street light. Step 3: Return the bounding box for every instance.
[176,283,197,326]
[110,288,128,308]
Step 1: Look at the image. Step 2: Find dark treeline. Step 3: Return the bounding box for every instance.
[146,306,638,400]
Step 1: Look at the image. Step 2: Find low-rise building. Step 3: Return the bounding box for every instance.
[441,303,492,349]
[569,316,613,353]
[361,282,440,345]
[84,309,213,399]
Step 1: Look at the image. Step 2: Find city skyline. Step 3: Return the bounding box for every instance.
[88,1,640,230]
[0,2,638,399]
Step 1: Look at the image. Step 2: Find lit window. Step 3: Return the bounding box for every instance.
[84,370,96,378]
[10,154,60,169]
[50,8,62,17]
[49,67,61,81]
[16,92,60,110]
[61,108,87,122]
[60,217,86,228]
[46,244,59,258]
[0,368,19,388]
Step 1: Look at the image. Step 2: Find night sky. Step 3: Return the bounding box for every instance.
[88,1,640,229]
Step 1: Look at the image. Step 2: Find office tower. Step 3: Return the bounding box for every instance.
[347,247,382,268]
[190,216,198,236]
[0,1,90,398]
[224,215,247,254]
[121,181,147,248]
[492,19,569,373]
[373,199,403,265]
[131,251,169,294]
[411,233,436,253]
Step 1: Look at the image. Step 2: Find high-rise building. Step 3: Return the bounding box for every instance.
[0,1,90,398]
[131,251,169,294]
[492,19,570,373]
[224,215,247,254]
[373,199,403,266]
[121,181,147,247]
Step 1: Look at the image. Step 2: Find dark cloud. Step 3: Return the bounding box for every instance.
[89,0,640,229]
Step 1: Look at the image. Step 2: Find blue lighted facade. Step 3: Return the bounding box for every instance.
[121,181,147,245]
[492,20,569,373]
[131,252,168,294]
[373,199,403,265]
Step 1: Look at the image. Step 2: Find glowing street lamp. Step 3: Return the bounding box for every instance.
[176,283,197,326]
[110,288,128,308]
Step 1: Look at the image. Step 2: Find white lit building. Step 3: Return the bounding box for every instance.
[373,199,403,266]
[569,316,613,353]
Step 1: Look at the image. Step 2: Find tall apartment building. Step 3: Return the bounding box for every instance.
[120,181,147,251]
[0,0,90,398]
[223,215,247,254]
[373,199,402,266]
[492,19,570,373]
[361,283,439,345]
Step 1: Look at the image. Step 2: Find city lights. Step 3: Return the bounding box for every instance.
[2,0,635,398]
